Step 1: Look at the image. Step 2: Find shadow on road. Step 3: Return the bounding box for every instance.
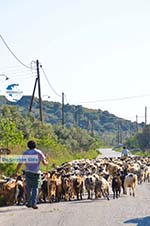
[124,216,150,226]
[68,196,112,205]
[0,205,27,213]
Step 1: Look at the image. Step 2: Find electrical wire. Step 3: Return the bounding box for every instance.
[64,94,68,104]
[0,34,32,69]
[78,94,150,104]
[40,65,61,98]
[8,75,36,80]
[0,69,33,75]
[0,62,36,81]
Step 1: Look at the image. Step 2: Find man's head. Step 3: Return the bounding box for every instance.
[27,140,36,149]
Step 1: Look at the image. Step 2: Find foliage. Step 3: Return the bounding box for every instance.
[54,126,98,152]
[136,125,150,152]
[125,135,139,149]
[0,105,102,176]
[134,151,150,157]
[0,163,16,177]
[0,118,24,147]
[0,96,144,146]
[125,125,150,156]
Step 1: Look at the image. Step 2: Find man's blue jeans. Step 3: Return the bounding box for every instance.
[25,172,40,206]
[26,183,38,206]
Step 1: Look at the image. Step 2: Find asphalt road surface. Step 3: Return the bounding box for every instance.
[0,149,150,226]
[98,148,122,158]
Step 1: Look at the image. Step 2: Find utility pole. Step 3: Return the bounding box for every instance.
[90,118,94,136]
[136,115,138,133]
[145,106,147,126]
[37,60,43,122]
[120,120,122,144]
[117,120,120,144]
[29,60,43,122]
[86,113,90,131]
[74,106,78,127]
[117,120,122,144]
[62,92,64,127]
[74,105,82,127]
[29,77,38,113]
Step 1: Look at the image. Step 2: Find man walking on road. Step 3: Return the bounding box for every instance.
[15,140,48,209]
[121,146,131,157]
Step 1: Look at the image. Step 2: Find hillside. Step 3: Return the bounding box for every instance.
[0,96,144,145]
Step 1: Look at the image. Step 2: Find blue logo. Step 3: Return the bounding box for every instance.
[5,83,23,102]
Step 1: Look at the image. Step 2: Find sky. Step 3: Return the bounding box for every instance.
[0,0,150,123]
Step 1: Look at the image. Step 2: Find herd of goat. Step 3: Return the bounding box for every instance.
[0,155,150,206]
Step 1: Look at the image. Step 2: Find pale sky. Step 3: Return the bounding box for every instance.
[0,0,150,123]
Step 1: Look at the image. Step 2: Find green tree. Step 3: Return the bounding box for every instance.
[137,125,150,152]
[0,118,23,147]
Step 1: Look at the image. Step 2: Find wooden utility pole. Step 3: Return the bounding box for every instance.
[74,106,78,127]
[117,120,122,144]
[90,118,94,136]
[136,115,138,133]
[29,60,43,122]
[62,92,64,127]
[145,106,147,126]
[120,120,122,144]
[29,77,38,113]
[37,60,43,122]
[117,121,120,144]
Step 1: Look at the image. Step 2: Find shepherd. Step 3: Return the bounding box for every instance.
[121,146,131,157]
[14,140,48,209]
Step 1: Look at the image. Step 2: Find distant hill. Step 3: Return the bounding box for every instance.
[0,96,144,144]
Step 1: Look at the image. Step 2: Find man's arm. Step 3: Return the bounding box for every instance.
[40,152,48,166]
[128,149,131,156]
[15,163,23,175]
[42,159,48,166]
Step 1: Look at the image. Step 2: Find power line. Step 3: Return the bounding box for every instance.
[0,67,36,76]
[40,65,61,98]
[0,34,31,69]
[0,69,34,75]
[64,93,68,104]
[9,75,36,80]
[0,61,36,82]
[0,65,28,70]
[0,69,36,81]
[0,68,30,74]
[78,94,150,104]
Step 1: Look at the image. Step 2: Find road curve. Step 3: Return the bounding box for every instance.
[0,149,150,226]
[98,148,121,158]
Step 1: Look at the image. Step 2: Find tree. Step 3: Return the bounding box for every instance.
[137,125,150,152]
[0,118,23,147]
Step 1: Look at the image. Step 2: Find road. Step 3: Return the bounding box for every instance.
[98,148,121,158]
[0,149,150,226]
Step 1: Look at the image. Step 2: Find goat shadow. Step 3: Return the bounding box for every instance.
[0,204,27,213]
[124,216,150,226]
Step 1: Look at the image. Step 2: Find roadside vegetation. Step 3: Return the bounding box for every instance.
[0,106,103,176]
[0,96,144,146]
[0,105,150,177]
[114,125,150,157]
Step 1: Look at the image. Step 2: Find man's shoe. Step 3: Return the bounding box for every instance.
[32,205,38,209]
[26,204,32,208]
